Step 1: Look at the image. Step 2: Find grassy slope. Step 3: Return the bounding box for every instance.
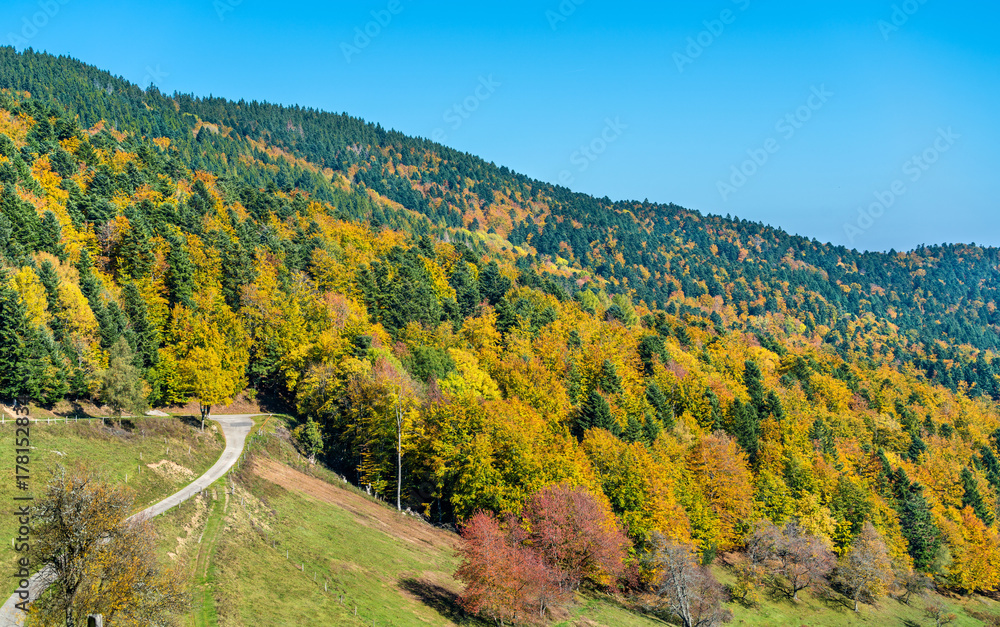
[0,413,225,596]
[151,423,664,627]
[3,413,996,626]
[155,429,997,627]
[715,567,1000,627]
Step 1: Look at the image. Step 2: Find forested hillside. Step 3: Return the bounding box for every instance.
[1,48,1000,622]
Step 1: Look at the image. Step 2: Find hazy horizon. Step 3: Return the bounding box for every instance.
[3,0,997,252]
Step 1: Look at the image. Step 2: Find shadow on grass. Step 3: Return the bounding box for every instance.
[54,400,98,418]
[176,415,203,430]
[815,585,854,613]
[399,577,485,626]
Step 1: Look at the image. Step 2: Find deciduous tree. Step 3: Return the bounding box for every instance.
[99,336,147,425]
[835,521,894,612]
[646,533,731,627]
[751,520,835,601]
[456,511,567,624]
[28,469,186,626]
[521,483,628,590]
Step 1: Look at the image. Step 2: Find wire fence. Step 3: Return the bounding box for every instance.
[225,423,407,626]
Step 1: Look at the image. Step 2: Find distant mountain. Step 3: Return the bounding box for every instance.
[2,47,995,399]
[2,48,1000,607]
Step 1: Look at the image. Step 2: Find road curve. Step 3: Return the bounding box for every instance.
[0,414,258,626]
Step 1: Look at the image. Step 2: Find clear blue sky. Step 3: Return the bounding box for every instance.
[3,0,998,251]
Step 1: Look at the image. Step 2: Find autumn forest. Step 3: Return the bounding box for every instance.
[2,48,1000,624]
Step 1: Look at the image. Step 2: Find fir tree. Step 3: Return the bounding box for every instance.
[646,381,674,429]
[624,413,643,443]
[892,469,942,572]
[576,388,616,438]
[961,467,994,525]
[727,398,761,462]
[0,275,33,400]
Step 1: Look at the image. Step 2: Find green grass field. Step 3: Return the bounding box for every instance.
[160,425,1000,627]
[715,565,1000,627]
[0,414,225,596]
[6,413,998,626]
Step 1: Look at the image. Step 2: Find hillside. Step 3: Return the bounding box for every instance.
[160,427,1000,626]
[2,47,998,399]
[0,413,224,596]
[1,48,1000,624]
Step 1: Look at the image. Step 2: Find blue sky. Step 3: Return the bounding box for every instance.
[3,0,998,251]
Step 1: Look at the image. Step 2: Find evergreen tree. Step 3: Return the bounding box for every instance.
[479,261,510,306]
[979,446,1000,490]
[0,275,32,400]
[121,282,158,369]
[744,360,767,416]
[624,413,643,443]
[961,467,994,525]
[891,468,941,572]
[597,359,622,394]
[646,381,674,429]
[727,398,760,462]
[576,388,617,438]
[165,233,194,307]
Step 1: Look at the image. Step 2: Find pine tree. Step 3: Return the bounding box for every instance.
[0,274,33,400]
[961,468,994,525]
[624,413,643,443]
[576,388,616,438]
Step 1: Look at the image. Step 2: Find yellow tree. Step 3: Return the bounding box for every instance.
[943,506,1000,593]
[169,290,249,428]
[685,432,755,551]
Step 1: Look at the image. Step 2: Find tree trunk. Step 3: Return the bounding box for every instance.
[396,403,402,511]
[200,404,211,430]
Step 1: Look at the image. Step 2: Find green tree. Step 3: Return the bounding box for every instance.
[293,418,324,464]
[576,388,617,438]
[99,337,147,424]
[744,360,766,415]
[0,274,32,399]
[892,469,941,572]
[726,399,760,463]
[961,467,994,526]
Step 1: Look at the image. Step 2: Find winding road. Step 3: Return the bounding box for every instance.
[0,414,258,626]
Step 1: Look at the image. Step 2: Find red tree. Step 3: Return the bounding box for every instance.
[456,512,567,624]
[521,483,630,590]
